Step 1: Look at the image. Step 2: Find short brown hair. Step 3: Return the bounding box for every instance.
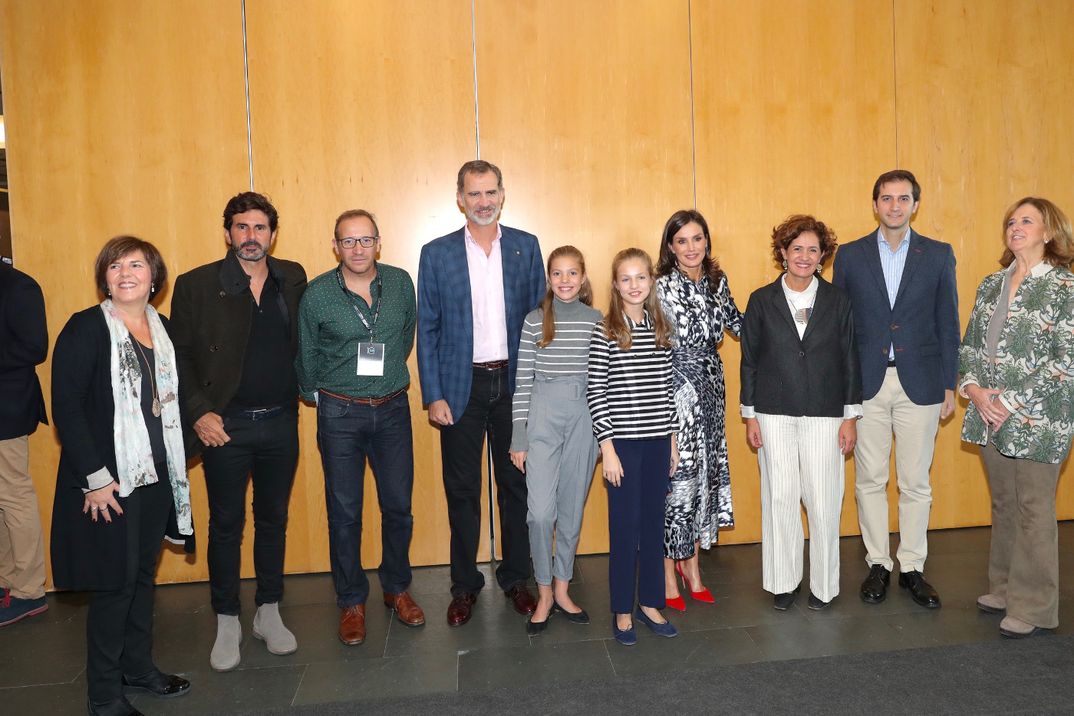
[1000,197,1074,269]
[223,191,279,232]
[333,209,380,240]
[94,236,167,299]
[770,215,838,268]
[872,170,921,202]
[456,160,503,193]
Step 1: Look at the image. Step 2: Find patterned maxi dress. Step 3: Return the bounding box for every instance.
[657,270,742,559]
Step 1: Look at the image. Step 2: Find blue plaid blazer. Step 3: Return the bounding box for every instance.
[417,225,545,418]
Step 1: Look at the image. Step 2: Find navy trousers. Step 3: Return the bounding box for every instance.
[607,437,670,614]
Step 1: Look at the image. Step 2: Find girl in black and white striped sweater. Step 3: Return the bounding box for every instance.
[587,247,679,645]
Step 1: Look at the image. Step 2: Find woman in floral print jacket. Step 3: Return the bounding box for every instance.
[959,196,1074,639]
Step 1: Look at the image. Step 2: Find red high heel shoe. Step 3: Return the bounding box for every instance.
[665,594,687,612]
[675,562,715,604]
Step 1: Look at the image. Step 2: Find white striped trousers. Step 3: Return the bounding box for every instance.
[755,413,845,603]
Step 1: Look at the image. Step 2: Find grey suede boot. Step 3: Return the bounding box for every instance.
[210,614,242,671]
[253,602,297,655]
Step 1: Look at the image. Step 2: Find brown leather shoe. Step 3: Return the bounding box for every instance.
[505,584,537,615]
[383,591,425,627]
[446,593,477,627]
[338,604,366,645]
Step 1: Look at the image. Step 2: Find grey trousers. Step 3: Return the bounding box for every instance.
[982,442,1062,629]
[525,375,598,585]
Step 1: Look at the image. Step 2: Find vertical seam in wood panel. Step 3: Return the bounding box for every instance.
[242,0,255,189]
[688,0,697,208]
[891,0,899,166]
[471,0,496,561]
[470,0,482,158]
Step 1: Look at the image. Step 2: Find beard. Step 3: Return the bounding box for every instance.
[466,205,501,227]
[233,240,268,262]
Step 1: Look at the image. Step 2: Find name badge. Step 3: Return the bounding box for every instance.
[356,342,385,376]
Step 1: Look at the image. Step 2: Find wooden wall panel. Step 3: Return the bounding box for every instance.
[0,0,250,585]
[244,0,477,571]
[894,0,1074,525]
[4,0,1073,589]
[692,0,897,543]
[475,0,695,554]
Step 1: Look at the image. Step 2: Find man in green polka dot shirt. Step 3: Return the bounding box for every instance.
[296,209,424,646]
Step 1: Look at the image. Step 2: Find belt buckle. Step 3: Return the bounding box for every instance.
[248,407,271,421]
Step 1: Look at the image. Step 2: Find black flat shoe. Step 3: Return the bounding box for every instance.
[122,671,191,698]
[552,601,590,624]
[773,585,800,611]
[773,590,797,611]
[808,593,832,610]
[526,616,549,635]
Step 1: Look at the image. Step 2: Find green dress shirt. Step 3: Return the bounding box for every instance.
[296,263,416,401]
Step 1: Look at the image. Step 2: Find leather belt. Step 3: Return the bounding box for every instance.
[320,387,406,407]
[473,360,508,370]
[225,405,287,421]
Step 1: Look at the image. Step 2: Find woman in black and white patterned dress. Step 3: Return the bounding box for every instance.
[655,210,742,610]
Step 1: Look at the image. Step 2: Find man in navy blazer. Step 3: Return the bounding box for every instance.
[833,170,959,609]
[417,160,544,626]
[0,260,49,627]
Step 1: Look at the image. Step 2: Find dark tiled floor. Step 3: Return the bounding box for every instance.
[4,524,1074,714]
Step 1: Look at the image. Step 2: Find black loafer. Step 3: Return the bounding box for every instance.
[860,564,891,604]
[808,593,832,610]
[552,601,590,624]
[773,587,799,611]
[898,570,941,609]
[122,671,191,698]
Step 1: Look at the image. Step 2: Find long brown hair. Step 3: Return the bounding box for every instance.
[604,248,672,350]
[537,245,594,347]
[656,209,724,285]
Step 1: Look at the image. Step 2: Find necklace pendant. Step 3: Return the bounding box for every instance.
[152,398,162,418]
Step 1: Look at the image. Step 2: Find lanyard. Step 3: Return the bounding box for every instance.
[336,267,381,341]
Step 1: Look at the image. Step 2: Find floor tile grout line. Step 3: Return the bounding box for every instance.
[290,663,309,707]
[602,638,618,678]
[383,611,393,658]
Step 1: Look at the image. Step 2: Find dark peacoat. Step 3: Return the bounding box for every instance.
[0,261,48,440]
[168,252,307,456]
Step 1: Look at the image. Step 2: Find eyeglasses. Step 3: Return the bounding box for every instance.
[337,236,379,249]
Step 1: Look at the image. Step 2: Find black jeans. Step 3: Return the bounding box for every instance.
[440,365,531,596]
[317,391,414,607]
[87,477,172,704]
[202,408,298,615]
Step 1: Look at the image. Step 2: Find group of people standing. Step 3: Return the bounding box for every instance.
[0,162,1071,715]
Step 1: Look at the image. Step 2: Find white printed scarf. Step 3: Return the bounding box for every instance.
[100,300,192,535]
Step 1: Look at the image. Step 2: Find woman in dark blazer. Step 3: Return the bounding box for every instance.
[51,236,193,716]
[740,215,861,612]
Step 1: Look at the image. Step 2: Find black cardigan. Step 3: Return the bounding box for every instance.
[740,276,862,418]
[50,306,191,592]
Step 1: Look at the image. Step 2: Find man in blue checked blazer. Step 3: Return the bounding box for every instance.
[417,160,545,626]
[833,169,959,611]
